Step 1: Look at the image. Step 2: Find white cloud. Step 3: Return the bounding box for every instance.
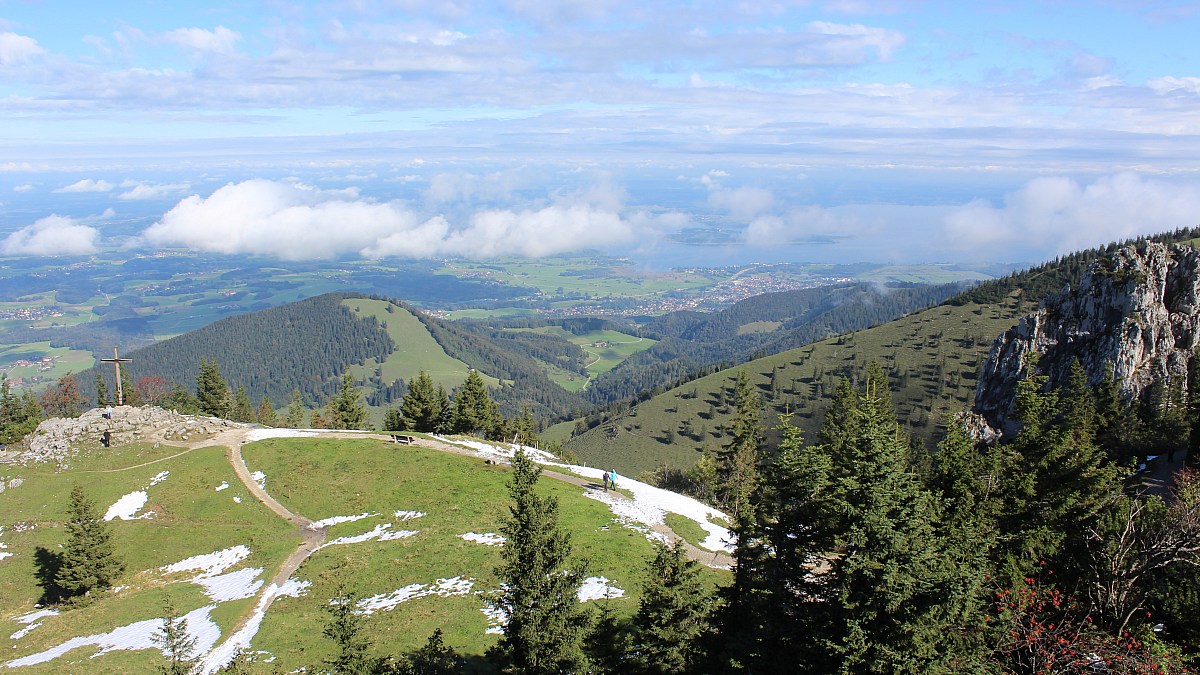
[117,182,190,200]
[806,21,905,62]
[0,32,44,65]
[745,205,848,246]
[13,184,33,193]
[943,173,1200,256]
[163,26,240,54]
[141,179,668,260]
[1148,76,1200,95]
[56,179,114,193]
[709,186,775,221]
[1,215,100,256]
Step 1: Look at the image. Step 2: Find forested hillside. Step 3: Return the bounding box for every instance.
[569,228,1200,476]
[74,293,395,407]
[581,281,968,405]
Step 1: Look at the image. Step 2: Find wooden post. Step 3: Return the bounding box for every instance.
[99,348,133,405]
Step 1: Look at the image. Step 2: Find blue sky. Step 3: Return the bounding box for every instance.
[2,1,1200,265]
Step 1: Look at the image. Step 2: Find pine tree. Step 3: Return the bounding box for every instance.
[323,583,373,674]
[398,628,461,675]
[95,372,109,407]
[435,385,451,433]
[585,603,629,675]
[56,484,124,600]
[256,397,278,427]
[327,371,369,430]
[195,358,232,418]
[719,370,763,517]
[490,448,588,673]
[628,540,711,674]
[514,406,539,446]
[119,366,141,406]
[284,389,306,428]
[383,406,405,432]
[829,382,950,674]
[400,370,441,432]
[231,385,255,423]
[153,596,198,675]
[453,370,499,437]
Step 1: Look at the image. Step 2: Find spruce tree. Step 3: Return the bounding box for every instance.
[256,397,278,427]
[323,583,373,674]
[628,540,711,674]
[719,370,763,517]
[434,384,451,433]
[383,406,405,432]
[490,448,588,673]
[95,372,109,407]
[398,628,461,675]
[284,389,306,428]
[119,366,141,406]
[400,370,441,432]
[231,385,255,423]
[830,383,950,674]
[452,370,499,437]
[153,596,198,675]
[327,372,369,430]
[195,358,232,418]
[56,484,124,600]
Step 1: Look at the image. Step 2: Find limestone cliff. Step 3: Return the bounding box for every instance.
[974,241,1200,436]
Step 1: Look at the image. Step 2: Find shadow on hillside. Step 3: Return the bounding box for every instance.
[33,546,64,605]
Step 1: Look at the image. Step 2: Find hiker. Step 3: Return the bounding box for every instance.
[602,470,612,491]
[608,469,618,491]
[1168,445,1177,463]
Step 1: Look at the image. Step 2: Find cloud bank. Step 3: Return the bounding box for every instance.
[943,173,1200,257]
[1,215,100,256]
[141,179,679,260]
[56,179,114,193]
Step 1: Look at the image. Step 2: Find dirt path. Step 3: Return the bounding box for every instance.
[1139,446,1192,498]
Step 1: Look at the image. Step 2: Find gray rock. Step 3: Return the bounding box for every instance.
[975,241,1200,437]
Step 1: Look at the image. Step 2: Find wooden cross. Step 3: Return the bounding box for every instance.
[99,347,133,405]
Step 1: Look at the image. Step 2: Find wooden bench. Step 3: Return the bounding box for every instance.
[389,434,417,445]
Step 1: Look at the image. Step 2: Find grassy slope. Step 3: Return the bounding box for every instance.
[0,442,299,674]
[342,298,497,391]
[566,295,1028,477]
[1,436,726,673]
[521,327,657,392]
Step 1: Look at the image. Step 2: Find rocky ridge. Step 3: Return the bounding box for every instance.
[10,405,247,469]
[975,241,1200,437]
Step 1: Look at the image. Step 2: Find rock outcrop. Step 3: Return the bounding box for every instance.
[975,241,1200,437]
[15,406,247,469]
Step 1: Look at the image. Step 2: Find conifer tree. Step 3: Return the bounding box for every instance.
[283,389,306,428]
[120,366,141,406]
[383,406,405,432]
[231,385,255,423]
[585,603,629,675]
[327,371,369,430]
[195,358,232,418]
[435,384,451,433]
[256,397,278,427]
[452,370,499,437]
[719,370,763,516]
[95,372,109,407]
[400,370,441,432]
[56,484,124,600]
[153,596,198,675]
[514,406,539,446]
[628,540,711,674]
[323,582,373,674]
[398,628,461,675]
[490,448,588,673]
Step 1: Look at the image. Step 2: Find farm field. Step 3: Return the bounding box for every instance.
[524,327,657,391]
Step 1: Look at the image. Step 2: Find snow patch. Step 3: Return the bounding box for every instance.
[161,545,251,577]
[198,578,309,674]
[441,436,733,554]
[578,576,625,602]
[194,567,264,602]
[149,471,170,486]
[242,428,318,443]
[214,481,229,492]
[6,605,220,668]
[10,623,42,640]
[309,512,378,529]
[233,496,242,503]
[318,524,418,549]
[393,510,426,521]
[481,604,507,635]
[356,577,474,615]
[250,471,266,489]
[104,490,149,521]
[15,609,58,625]
[459,532,505,546]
